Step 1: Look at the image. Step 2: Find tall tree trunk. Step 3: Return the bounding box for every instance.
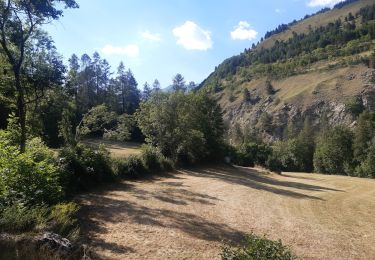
[15,72,26,153]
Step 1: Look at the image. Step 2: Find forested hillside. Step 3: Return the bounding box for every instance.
[201,0,375,142]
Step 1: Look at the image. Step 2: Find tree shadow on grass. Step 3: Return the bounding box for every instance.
[182,165,343,200]
[77,164,343,257]
[78,194,244,250]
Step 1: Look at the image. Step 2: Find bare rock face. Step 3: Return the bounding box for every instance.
[220,66,375,142]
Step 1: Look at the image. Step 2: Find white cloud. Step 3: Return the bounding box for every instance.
[141,31,161,42]
[230,21,258,41]
[101,44,140,57]
[307,0,343,7]
[275,8,285,13]
[172,21,213,51]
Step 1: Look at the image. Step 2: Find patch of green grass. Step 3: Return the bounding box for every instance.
[221,233,294,260]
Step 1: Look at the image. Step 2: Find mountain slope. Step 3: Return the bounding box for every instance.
[259,0,374,50]
[200,0,375,142]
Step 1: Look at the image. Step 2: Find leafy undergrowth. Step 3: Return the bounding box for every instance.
[221,233,295,260]
[0,202,80,242]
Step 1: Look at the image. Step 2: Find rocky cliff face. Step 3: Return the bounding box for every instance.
[217,65,375,142]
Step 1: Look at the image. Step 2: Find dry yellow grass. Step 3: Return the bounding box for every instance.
[78,165,375,259]
[82,138,142,158]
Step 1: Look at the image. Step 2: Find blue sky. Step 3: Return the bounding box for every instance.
[45,0,344,88]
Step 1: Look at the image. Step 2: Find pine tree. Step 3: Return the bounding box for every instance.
[152,79,161,93]
[187,81,196,91]
[142,82,152,101]
[243,88,251,102]
[172,73,186,92]
[265,80,275,95]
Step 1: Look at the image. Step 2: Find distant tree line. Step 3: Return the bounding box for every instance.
[230,108,375,178]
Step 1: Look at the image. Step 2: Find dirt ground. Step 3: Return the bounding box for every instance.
[78,165,375,260]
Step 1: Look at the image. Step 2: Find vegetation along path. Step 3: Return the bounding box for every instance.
[78,165,375,259]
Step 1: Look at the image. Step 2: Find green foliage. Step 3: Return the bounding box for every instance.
[103,114,134,142]
[0,203,49,233]
[355,141,375,178]
[77,104,134,142]
[269,135,314,172]
[141,145,173,173]
[136,91,224,164]
[115,155,147,179]
[29,89,75,148]
[266,154,284,173]
[265,80,275,95]
[114,146,173,179]
[0,132,63,206]
[59,106,77,147]
[258,113,273,133]
[314,126,354,175]
[233,143,272,167]
[243,88,251,102]
[0,202,80,239]
[77,104,117,138]
[345,96,365,117]
[58,144,115,193]
[272,118,315,172]
[49,202,80,240]
[172,73,186,92]
[221,233,294,260]
[353,110,375,162]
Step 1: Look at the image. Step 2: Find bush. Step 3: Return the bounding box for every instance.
[266,153,283,173]
[0,202,80,239]
[0,133,63,206]
[141,145,164,172]
[49,202,80,240]
[58,144,115,194]
[355,144,375,178]
[136,92,224,165]
[221,233,294,260]
[0,203,49,233]
[314,127,353,175]
[232,142,272,167]
[114,146,174,178]
[234,143,257,167]
[345,96,364,118]
[115,155,147,179]
[269,139,314,172]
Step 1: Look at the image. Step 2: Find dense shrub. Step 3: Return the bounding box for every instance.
[269,138,314,172]
[58,144,116,194]
[49,202,80,240]
[136,92,224,165]
[345,96,365,117]
[0,132,63,206]
[114,146,174,179]
[0,203,49,233]
[314,127,354,175]
[141,145,173,172]
[232,142,272,167]
[234,143,257,167]
[115,155,147,179]
[266,153,283,173]
[221,233,294,260]
[354,140,375,178]
[0,202,80,239]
